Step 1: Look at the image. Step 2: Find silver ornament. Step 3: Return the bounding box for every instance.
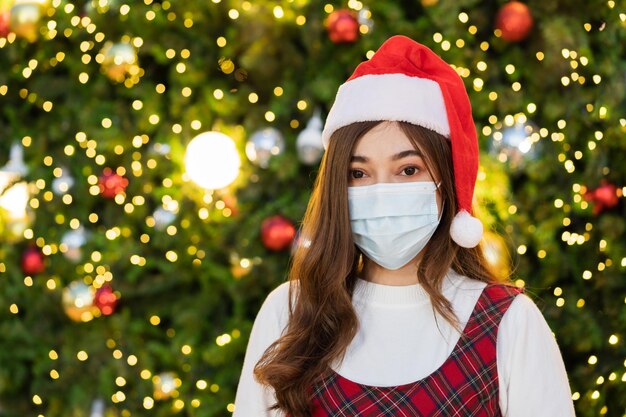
[296,108,325,165]
[490,120,539,169]
[151,142,171,156]
[0,143,31,240]
[100,41,138,83]
[52,166,75,195]
[9,2,42,42]
[61,226,87,262]
[1,143,28,176]
[153,206,176,230]
[357,7,374,32]
[245,127,285,169]
[153,372,179,400]
[90,398,105,417]
[84,0,120,15]
[62,280,96,322]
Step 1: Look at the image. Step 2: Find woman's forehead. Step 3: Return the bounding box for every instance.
[352,122,422,156]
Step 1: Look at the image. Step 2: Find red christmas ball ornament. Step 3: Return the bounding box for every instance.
[261,215,296,251]
[98,167,129,198]
[0,11,11,38]
[21,246,45,275]
[94,284,118,316]
[495,1,533,42]
[584,181,619,215]
[327,9,360,44]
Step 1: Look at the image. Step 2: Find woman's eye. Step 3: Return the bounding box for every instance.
[350,169,364,179]
[402,166,418,176]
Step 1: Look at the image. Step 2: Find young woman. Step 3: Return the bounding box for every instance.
[233,35,576,417]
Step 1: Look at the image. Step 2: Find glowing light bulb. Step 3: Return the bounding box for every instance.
[184,132,240,190]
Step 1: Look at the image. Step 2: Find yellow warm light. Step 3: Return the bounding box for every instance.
[184,132,241,190]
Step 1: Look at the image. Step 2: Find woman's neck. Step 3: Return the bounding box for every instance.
[361,255,421,286]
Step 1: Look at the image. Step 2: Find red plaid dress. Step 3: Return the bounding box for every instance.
[307,283,524,417]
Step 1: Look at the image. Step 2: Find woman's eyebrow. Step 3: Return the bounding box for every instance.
[391,149,422,160]
[350,149,422,163]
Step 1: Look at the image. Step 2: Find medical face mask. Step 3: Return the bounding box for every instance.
[347,181,442,270]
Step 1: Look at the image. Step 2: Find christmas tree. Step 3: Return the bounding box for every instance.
[0,0,624,416]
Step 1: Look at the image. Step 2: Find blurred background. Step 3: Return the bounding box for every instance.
[0,0,624,416]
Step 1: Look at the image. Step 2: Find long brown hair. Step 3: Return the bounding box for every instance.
[253,120,515,417]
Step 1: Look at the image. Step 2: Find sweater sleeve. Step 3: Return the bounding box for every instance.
[233,282,291,417]
[497,293,576,417]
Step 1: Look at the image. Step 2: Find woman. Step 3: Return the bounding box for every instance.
[233,35,575,417]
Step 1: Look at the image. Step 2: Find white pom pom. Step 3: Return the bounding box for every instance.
[450,210,483,248]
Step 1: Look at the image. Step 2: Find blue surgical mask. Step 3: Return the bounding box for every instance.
[348,181,442,270]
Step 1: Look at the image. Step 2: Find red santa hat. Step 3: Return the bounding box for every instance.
[322,35,483,248]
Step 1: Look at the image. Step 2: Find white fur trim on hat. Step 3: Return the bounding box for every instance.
[321,73,450,148]
[450,210,483,248]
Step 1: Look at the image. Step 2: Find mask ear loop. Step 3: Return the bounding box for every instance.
[435,181,445,222]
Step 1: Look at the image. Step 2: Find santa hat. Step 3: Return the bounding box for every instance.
[322,35,483,248]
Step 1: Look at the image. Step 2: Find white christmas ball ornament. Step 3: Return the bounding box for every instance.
[185,132,241,190]
[245,127,285,168]
[296,109,325,165]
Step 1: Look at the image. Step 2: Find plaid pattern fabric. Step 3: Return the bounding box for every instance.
[308,283,525,417]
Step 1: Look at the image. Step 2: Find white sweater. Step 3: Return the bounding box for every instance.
[233,270,576,417]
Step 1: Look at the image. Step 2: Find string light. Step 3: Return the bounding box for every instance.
[0,1,621,414]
